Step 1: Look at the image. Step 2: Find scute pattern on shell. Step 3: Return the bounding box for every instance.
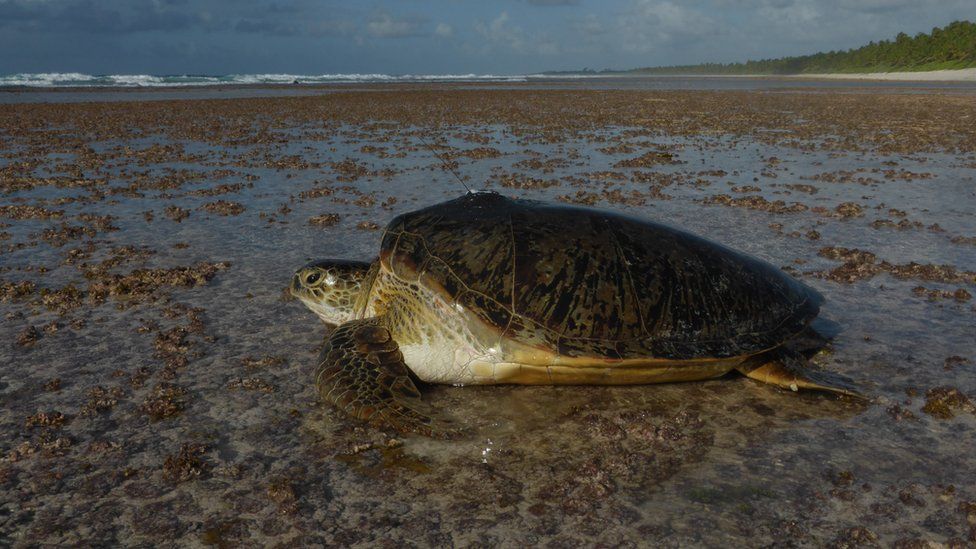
[380,193,822,361]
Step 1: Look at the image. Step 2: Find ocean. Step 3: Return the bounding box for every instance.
[0,72,532,87]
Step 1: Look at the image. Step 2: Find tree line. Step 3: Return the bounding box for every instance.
[628,20,976,75]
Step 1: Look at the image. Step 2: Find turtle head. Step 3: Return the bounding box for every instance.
[291,259,375,326]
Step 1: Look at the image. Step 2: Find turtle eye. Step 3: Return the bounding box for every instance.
[305,271,321,285]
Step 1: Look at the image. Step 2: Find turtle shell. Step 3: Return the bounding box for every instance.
[380,192,822,361]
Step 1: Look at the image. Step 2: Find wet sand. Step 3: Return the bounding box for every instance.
[1,85,975,546]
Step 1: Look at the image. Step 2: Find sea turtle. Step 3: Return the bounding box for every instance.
[291,192,857,435]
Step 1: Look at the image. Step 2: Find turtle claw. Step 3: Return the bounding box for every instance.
[384,414,463,440]
[361,397,464,439]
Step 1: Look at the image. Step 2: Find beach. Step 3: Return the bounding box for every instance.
[1,82,975,546]
[799,67,976,81]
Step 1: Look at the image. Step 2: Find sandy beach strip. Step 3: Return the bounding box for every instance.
[796,67,976,81]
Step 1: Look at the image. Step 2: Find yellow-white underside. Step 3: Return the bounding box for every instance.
[454,356,739,386]
[368,267,751,386]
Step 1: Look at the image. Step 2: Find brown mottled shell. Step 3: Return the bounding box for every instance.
[379,192,822,361]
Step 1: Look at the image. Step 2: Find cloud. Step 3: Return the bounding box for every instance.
[834,0,915,12]
[307,19,356,37]
[366,12,427,38]
[235,18,300,36]
[756,1,823,31]
[475,12,525,52]
[474,11,563,56]
[435,22,454,38]
[617,1,719,53]
[0,0,213,33]
[525,0,580,5]
[573,14,608,36]
[3,0,975,75]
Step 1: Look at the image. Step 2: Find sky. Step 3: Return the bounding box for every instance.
[0,0,972,75]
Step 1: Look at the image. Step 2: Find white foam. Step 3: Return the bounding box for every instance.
[0,72,529,88]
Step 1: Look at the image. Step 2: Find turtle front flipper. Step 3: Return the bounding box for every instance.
[317,316,450,436]
[736,348,866,399]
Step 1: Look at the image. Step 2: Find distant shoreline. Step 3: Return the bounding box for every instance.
[545,68,976,82]
[2,68,975,94]
[585,21,976,83]
[791,68,976,81]
[2,71,975,104]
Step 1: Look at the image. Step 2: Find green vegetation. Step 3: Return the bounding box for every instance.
[619,20,976,75]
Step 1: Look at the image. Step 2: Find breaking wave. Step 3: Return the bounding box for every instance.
[0,72,529,88]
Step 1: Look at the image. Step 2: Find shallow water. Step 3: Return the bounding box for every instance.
[1,90,974,546]
[3,74,976,105]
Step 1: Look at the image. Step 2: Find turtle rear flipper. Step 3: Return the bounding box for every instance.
[736,348,866,399]
[317,317,455,437]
